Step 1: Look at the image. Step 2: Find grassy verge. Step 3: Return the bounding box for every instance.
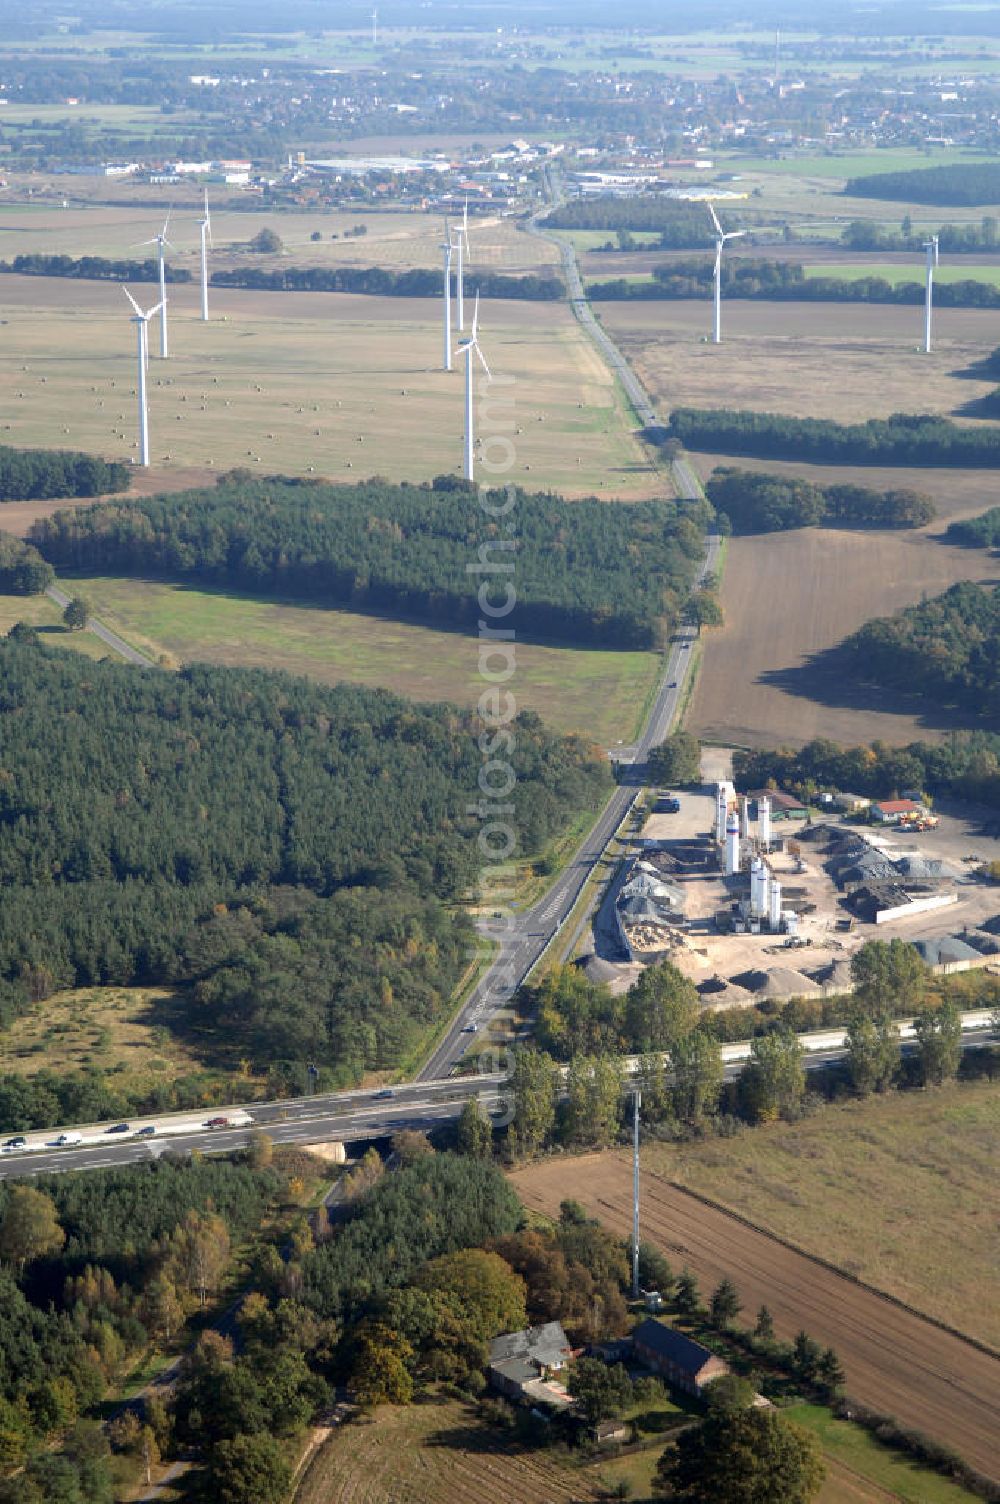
[787,1403,982,1504]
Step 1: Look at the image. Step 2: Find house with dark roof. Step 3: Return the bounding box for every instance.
[631,1319,729,1396]
[487,1321,575,1408]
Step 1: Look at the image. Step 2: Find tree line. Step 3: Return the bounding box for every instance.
[542,196,720,245]
[946,505,1000,549]
[0,444,129,503]
[734,732,1000,815]
[667,408,1000,467]
[210,264,563,300]
[706,468,935,534]
[844,162,1000,207]
[0,253,193,284]
[0,640,609,1080]
[0,534,53,595]
[843,581,1000,714]
[30,473,708,650]
[841,215,1000,253]
[591,257,1000,309]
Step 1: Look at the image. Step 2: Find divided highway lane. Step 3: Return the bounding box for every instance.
[2,1018,991,1180]
[418,208,715,1080]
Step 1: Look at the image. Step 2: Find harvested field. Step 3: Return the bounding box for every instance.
[596,298,1000,425]
[688,518,999,748]
[294,1395,604,1504]
[509,1152,1000,1481]
[645,1084,1000,1348]
[0,276,658,499]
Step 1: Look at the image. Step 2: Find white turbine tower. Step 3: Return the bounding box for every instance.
[122,286,163,468]
[198,190,213,322]
[708,202,745,345]
[924,234,939,354]
[453,197,471,331]
[371,6,378,44]
[458,291,491,482]
[137,211,175,358]
[441,221,454,372]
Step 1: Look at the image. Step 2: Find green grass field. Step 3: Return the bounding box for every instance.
[804,261,1000,287]
[0,588,111,660]
[63,575,662,745]
[644,1082,1000,1346]
[787,1405,981,1504]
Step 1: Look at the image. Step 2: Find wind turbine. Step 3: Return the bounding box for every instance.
[923,234,939,354]
[137,211,175,357]
[441,221,454,372]
[371,6,378,45]
[198,190,213,322]
[453,197,471,331]
[458,291,491,482]
[122,287,163,468]
[708,203,745,345]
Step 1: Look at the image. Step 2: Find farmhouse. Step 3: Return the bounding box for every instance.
[487,1322,575,1409]
[631,1318,729,1396]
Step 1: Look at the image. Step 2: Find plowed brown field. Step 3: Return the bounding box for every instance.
[508,1154,1000,1482]
[688,518,999,748]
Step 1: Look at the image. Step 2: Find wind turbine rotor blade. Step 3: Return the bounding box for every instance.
[122,285,143,316]
[707,203,723,236]
[724,230,747,241]
[162,208,172,238]
[147,301,164,319]
[476,344,491,380]
[471,290,480,337]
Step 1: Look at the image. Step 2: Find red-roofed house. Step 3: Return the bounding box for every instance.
[871,799,926,824]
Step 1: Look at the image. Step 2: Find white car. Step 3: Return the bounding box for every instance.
[51,1133,82,1147]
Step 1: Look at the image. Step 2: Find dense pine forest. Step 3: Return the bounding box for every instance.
[844,162,1000,206]
[706,468,934,533]
[591,258,1000,308]
[0,444,129,502]
[30,474,706,649]
[210,264,563,299]
[0,640,609,1076]
[542,197,718,243]
[668,408,1000,467]
[843,582,1000,714]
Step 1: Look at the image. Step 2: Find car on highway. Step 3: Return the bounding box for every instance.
[2,1137,26,1153]
[136,1125,157,1138]
[461,1024,478,1034]
[51,1133,82,1147]
[667,680,678,689]
[106,1122,131,1134]
[374,1089,395,1100]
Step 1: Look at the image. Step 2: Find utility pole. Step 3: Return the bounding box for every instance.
[632,1088,641,1300]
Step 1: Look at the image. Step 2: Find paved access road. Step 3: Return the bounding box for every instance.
[45,583,152,667]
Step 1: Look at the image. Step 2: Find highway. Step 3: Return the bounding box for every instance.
[3,1015,991,1181]
[417,202,714,1080]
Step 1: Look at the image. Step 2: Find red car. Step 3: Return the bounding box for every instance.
[205,1116,229,1129]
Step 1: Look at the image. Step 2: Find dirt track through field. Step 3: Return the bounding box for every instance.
[508,1153,1000,1481]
